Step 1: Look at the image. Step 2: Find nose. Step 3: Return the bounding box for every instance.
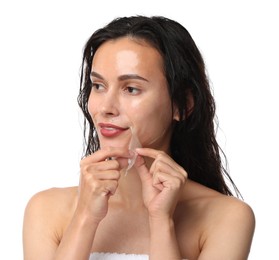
[100,89,119,117]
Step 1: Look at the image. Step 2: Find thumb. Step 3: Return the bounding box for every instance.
[134,154,151,183]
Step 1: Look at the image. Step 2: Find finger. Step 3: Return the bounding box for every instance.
[80,178,119,196]
[138,149,187,179]
[135,147,163,160]
[134,155,158,199]
[90,169,121,181]
[80,147,132,165]
[150,159,187,179]
[134,154,152,183]
[153,171,184,191]
[136,148,179,172]
[99,180,119,196]
[87,160,120,171]
[80,160,120,179]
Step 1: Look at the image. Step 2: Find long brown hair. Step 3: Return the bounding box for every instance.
[78,15,241,197]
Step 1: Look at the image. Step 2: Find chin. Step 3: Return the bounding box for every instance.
[99,141,130,150]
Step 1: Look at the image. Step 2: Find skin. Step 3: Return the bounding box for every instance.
[23,37,255,260]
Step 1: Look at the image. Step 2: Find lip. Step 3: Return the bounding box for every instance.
[98,123,129,137]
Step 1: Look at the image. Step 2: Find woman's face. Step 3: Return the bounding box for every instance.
[88,37,178,152]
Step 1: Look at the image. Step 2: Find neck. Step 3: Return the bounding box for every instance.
[111,166,144,209]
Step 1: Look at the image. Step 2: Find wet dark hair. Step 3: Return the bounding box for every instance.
[78,15,241,197]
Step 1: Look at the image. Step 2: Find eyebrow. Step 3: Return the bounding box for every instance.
[90,71,149,82]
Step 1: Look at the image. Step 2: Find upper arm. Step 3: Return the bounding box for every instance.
[198,199,255,260]
[23,190,61,260]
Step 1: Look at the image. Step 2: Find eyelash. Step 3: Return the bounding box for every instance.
[124,86,141,95]
[91,83,105,91]
[91,83,141,95]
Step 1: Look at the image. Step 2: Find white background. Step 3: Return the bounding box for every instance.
[0,0,278,259]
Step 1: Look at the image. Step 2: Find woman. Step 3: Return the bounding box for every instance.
[23,16,255,260]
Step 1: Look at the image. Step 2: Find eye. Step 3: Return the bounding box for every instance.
[124,86,141,95]
[91,83,105,92]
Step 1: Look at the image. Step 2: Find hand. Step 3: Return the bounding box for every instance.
[77,147,132,223]
[134,148,187,219]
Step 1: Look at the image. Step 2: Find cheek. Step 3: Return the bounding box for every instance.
[88,93,99,121]
[128,96,173,146]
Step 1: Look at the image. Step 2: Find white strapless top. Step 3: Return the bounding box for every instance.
[89,252,188,259]
[89,252,148,259]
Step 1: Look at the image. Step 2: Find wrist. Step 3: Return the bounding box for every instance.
[73,208,102,228]
[148,216,181,260]
[149,215,174,229]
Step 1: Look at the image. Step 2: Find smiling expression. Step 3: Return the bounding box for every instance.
[88,37,178,152]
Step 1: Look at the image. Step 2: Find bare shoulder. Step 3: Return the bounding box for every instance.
[23,186,78,239]
[176,180,255,259]
[178,180,255,221]
[194,182,255,230]
[25,186,78,214]
[23,187,78,258]
[200,190,255,240]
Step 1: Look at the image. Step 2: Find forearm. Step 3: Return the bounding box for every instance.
[54,212,99,260]
[149,217,182,260]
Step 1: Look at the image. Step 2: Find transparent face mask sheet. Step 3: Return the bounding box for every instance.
[125,125,169,175]
[125,126,142,175]
[91,113,143,175]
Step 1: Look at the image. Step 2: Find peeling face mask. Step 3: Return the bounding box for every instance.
[124,124,168,176]
[125,126,142,175]
[97,125,142,175]
[91,113,143,175]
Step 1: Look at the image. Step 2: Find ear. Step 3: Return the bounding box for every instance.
[186,92,194,116]
[172,104,180,121]
[172,92,194,121]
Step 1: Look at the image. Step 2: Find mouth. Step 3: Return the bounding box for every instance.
[98,123,129,138]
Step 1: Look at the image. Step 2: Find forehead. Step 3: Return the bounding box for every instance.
[92,37,164,76]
